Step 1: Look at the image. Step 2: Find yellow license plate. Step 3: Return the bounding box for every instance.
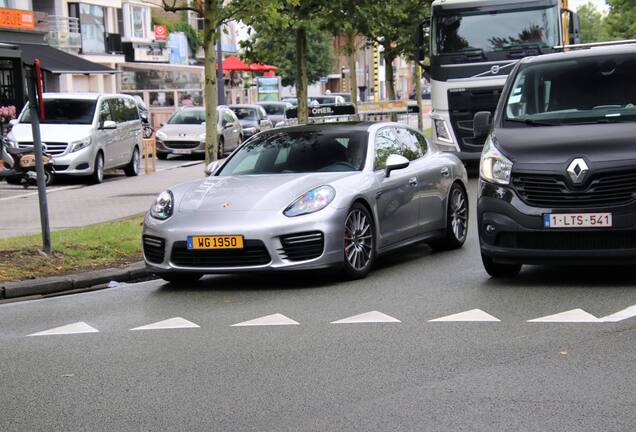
[187,235,244,250]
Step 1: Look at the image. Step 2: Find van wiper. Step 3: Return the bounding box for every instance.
[506,118,558,126]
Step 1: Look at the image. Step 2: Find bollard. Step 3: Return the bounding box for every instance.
[143,138,157,175]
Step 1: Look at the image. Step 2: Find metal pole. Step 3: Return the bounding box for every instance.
[216,26,225,105]
[26,67,51,254]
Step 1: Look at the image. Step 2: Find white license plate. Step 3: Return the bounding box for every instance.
[544,213,612,228]
[173,149,192,155]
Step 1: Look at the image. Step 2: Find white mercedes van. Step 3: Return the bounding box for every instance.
[7,93,143,184]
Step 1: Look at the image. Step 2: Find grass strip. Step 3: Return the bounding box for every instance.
[0,216,144,283]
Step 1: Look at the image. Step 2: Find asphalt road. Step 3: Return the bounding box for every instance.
[1,179,635,431]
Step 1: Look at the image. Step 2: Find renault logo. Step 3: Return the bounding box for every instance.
[567,158,589,184]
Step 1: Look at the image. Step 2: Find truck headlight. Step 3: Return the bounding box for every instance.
[480,137,513,185]
[434,119,452,143]
[69,137,91,153]
[150,190,174,220]
[284,185,335,217]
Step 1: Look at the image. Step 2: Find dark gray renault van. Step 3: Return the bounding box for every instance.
[475,43,636,277]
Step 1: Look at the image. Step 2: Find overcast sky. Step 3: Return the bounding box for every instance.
[569,0,609,12]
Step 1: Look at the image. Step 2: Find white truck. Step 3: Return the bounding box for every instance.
[424,0,579,163]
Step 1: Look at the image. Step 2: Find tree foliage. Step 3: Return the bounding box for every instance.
[241,22,333,87]
[605,0,636,40]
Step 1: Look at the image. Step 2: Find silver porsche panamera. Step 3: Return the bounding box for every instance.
[143,122,469,282]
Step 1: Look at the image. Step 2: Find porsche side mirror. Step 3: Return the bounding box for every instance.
[473,111,492,139]
[385,154,410,178]
[204,159,224,176]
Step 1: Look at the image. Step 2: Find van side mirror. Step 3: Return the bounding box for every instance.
[8,119,18,127]
[101,120,117,130]
[384,154,410,178]
[473,111,492,139]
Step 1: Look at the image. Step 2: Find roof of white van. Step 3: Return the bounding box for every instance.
[42,93,129,100]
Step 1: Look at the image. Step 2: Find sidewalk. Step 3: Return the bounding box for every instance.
[0,162,204,239]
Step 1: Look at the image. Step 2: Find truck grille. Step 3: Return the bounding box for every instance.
[143,235,166,264]
[163,141,200,149]
[279,232,324,261]
[447,87,502,152]
[171,240,271,267]
[512,171,636,208]
[19,142,68,156]
[496,231,636,250]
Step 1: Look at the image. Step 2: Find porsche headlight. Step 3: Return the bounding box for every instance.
[284,185,335,217]
[156,130,167,141]
[480,136,513,185]
[150,190,174,220]
[69,137,91,153]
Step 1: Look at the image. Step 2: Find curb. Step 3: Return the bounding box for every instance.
[0,262,152,300]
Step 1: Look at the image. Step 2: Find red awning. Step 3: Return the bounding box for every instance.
[249,63,278,72]
[219,55,250,71]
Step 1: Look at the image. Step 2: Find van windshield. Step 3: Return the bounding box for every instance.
[21,99,97,124]
[505,53,636,125]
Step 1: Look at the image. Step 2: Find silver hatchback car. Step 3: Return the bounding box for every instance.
[143,122,469,282]
[155,107,242,159]
[8,93,143,184]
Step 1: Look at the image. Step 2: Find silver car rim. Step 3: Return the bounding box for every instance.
[344,210,373,271]
[450,188,467,242]
[96,156,103,182]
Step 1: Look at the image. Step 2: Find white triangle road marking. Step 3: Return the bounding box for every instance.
[28,321,99,337]
[600,304,636,323]
[429,309,500,322]
[231,313,299,327]
[528,308,600,323]
[131,317,200,331]
[331,311,401,324]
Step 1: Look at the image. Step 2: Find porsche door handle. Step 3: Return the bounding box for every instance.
[408,177,418,187]
[441,167,450,177]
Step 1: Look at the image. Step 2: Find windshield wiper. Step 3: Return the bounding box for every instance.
[506,118,558,126]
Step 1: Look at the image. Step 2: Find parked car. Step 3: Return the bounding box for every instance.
[7,93,142,184]
[310,95,346,105]
[155,106,242,159]
[330,92,353,103]
[280,97,320,107]
[256,101,294,126]
[143,122,469,283]
[476,43,636,278]
[409,85,432,100]
[228,104,273,138]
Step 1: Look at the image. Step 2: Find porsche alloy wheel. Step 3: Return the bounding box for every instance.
[343,203,375,279]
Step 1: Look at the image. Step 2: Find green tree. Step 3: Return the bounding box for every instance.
[605,0,636,39]
[241,22,333,88]
[357,0,432,101]
[161,0,276,164]
[577,1,609,42]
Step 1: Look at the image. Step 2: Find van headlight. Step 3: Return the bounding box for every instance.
[480,137,513,185]
[69,137,91,153]
[150,190,174,220]
[434,119,452,143]
[284,185,335,217]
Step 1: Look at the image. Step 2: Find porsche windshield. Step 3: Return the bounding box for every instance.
[505,53,636,125]
[433,5,559,56]
[218,130,368,175]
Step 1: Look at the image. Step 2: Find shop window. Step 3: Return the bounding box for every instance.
[178,91,203,107]
[149,91,175,108]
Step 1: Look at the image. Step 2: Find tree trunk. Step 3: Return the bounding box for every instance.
[346,31,357,104]
[384,51,396,101]
[296,27,309,124]
[203,1,219,165]
[415,64,423,131]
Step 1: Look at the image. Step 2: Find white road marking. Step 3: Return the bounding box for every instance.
[331,311,401,324]
[528,308,601,323]
[429,309,500,322]
[130,317,200,331]
[600,304,636,322]
[231,313,299,327]
[28,321,99,336]
[0,185,80,202]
